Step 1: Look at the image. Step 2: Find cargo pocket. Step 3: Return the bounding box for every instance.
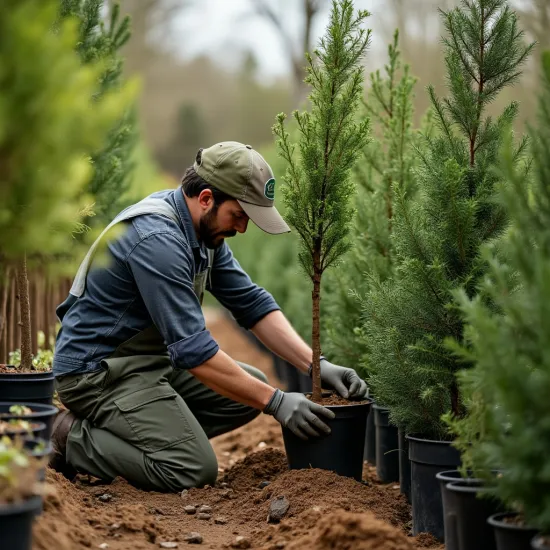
[114,384,194,453]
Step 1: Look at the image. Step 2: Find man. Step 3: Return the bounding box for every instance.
[50,141,367,492]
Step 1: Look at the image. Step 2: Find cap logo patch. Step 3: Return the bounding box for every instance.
[264,178,275,200]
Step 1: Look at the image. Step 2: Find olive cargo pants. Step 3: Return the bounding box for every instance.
[55,355,267,492]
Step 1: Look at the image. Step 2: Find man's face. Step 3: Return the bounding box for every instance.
[199,198,249,249]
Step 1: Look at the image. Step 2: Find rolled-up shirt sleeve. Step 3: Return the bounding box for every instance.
[127,231,219,369]
[208,243,280,329]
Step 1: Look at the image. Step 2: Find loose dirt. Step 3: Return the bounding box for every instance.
[32,308,443,550]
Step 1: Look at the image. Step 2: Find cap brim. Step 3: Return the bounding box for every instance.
[237,200,290,235]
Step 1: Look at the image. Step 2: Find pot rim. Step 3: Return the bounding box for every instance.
[406,434,454,445]
[487,511,539,532]
[0,494,42,516]
[446,479,494,494]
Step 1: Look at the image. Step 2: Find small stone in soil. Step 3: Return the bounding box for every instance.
[198,505,212,513]
[231,536,251,549]
[98,544,109,549]
[214,517,228,525]
[258,481,270,489]
[392,485,400,489]
[267,496,290,523]
[197,512,211,520]
[181,489,188,498]
[275,543,286,549]
[220,482,229,488]
[98,493,112,502]
[159,543,178,549]
[257,442,267,449]
[184,505,197,514]
[184,532,203,544]
[110,523,121,530]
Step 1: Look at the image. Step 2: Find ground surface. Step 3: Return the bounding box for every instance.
[33,309,443,550]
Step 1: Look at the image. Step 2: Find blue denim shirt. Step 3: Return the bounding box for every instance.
[53,188,280,377]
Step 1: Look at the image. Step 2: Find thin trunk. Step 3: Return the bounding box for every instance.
[0,265,11,344]
[450,379,460,418]
[16,254,33,371]
[311,267,322,402]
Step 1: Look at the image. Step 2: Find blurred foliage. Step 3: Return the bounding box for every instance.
[0,0,133,261]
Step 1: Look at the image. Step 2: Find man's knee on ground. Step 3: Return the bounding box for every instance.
[150,444,218,492]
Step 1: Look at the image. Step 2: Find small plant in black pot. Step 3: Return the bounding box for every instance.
[272,0,372,480]
[0,437,45,550]
[449,51,550,550]
[362,0,533,540]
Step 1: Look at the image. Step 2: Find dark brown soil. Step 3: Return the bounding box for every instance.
[32,309,443,550]
[0,364,52,374]
[310,393,371,406]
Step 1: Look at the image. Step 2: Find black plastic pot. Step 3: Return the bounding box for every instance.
[0,368,54,405]
[364,397,376,465]
[0,495,43,550]
[282,400,372,481]
[488,512,539,550]
[0,420,47,441]
[447,479,502,550]
[373,405,399,483]
[0,402,58,440]
[407,435,461,540]
[532,536,550,549]
[436,469,465,550]
[398,428,411,503]
[23,438,52,483]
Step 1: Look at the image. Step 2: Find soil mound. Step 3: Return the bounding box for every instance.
[286,510,414,550]
[240,467,410,528]
[221,448,288,492]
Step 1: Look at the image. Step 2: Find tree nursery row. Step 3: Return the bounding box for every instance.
[1,0,549,549]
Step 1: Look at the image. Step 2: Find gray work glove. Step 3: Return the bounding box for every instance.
[264,389,335,440]
[310,358,368,399]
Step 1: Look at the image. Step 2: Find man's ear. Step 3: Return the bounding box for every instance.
[198,189,214,211]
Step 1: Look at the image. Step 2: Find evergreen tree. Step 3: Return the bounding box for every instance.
[273,0,371,401]
[0,0,130,368]
[59,0,137,225]
[363,0,533,439]
[322,31,417,372]
[449,51,550,532]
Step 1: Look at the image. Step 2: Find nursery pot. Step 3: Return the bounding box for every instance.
[364,397,376,465]
[436,469,465,550]
[488,512,539,550]
[0,421,46,441]
[446,479,502,550]
[282,399,372,481]
[531,536,550,550]
[373,405,399,483]
[23,438,52,483]
[0,495,43,550]
[407,435,461,540]
[0,368,54,405]
[398,428,411,503]
[0,402,58,440]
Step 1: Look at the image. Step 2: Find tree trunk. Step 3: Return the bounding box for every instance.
[311,271,322,402]
[0,265,11,345]
[16,255,33,371]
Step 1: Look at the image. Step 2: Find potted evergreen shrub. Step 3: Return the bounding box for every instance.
[0,0,132,403]
[322,30,418,491]
[449,50,550,550]
[273,0,372,480]
[362,0,533,539]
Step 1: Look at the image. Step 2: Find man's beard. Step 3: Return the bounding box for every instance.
[199,206,237,249]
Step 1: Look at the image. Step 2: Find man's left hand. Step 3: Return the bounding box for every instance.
[318,358,368,399]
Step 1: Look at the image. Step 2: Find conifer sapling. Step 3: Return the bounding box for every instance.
[273,0,371,401]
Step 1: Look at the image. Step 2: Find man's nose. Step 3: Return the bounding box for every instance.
[236,218,249,234]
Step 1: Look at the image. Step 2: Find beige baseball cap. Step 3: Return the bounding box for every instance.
[193,141,290,235]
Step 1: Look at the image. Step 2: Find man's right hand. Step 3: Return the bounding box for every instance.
[263,389,335,440]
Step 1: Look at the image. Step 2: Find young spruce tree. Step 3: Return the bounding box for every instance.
[322,31,417,372]
[448,52,550,531]
[363,0,533,439]
[273,0,371,401]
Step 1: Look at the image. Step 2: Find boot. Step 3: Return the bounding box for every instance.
[48,409,77,481]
